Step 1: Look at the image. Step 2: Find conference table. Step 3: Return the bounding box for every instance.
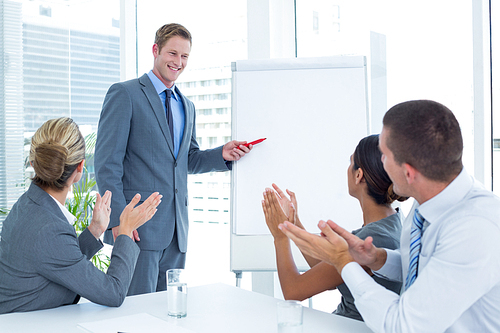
[0,283,372,332]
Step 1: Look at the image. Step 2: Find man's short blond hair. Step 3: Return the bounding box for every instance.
[155,23,192,52]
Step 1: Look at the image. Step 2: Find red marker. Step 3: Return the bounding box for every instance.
[240,138,266,149]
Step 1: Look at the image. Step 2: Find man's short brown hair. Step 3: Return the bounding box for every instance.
[383,100,463,182]
[155,23,192,52]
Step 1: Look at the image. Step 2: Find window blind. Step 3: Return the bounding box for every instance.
[0,0,25,234]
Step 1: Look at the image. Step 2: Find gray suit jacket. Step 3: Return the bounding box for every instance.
[0,183,140,314]
[95,74,228,252]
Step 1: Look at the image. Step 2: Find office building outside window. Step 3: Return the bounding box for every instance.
[1,0,120,233]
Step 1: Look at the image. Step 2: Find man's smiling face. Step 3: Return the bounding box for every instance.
[152,35,191,88]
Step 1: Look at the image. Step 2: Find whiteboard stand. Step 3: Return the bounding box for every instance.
[235,271,242,288]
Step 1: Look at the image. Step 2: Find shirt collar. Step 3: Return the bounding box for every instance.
[147,70,179,101]
[49,194,77,225]
[416,168,473,224]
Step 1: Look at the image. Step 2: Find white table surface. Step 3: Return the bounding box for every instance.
[0,283,372,332]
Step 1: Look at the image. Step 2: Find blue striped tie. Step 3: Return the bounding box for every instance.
[405,209,424,289]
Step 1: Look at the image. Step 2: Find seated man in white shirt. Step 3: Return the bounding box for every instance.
[278,99,500,333]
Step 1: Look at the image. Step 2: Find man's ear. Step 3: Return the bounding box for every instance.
[152,43,159,58]
[403,163,418,184]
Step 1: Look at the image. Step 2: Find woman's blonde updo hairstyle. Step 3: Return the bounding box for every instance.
[30,117,85,190]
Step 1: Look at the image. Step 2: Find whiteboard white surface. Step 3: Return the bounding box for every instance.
[231,56,368,271]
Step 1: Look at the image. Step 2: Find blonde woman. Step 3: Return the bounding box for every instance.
[0,117,161,314]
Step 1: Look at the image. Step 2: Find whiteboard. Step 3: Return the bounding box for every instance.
[230,56,368,272]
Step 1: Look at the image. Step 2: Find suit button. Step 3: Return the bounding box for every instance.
[174,162,177,167]
[175,189,178,193]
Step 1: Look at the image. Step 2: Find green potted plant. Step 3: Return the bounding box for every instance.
[65,132,110,272]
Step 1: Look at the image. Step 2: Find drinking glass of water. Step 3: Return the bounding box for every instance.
[277,300,303,333]
[167,269,187,318]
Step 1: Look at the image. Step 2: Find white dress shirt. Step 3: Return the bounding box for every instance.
[147,70,185,158]
[49,194,77,225]
[341,169,500,333]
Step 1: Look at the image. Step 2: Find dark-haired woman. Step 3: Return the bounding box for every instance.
[0,117,162,314]
[262,134,407,321]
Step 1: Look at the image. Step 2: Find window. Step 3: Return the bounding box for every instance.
[493,0,500,195]
[136,1,246,290]
[208,137,218,147]
[39,5,51,17]
[216,79,229,86]
[296,0,475,177]
[216,108,228,115]
[197,109,213,116]
[0,0,120,232]
[215,93,229,100]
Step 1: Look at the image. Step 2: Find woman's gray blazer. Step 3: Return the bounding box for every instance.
[0,183,139,314]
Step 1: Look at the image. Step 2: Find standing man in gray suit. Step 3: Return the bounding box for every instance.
[95,23,252,296]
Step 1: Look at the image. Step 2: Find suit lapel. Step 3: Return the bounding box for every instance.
[139,74,175,157]
[176,86,193,159]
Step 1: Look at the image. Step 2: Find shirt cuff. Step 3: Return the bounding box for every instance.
[342,260,400,332]
[374,249,402,282]
[341,262,374,293]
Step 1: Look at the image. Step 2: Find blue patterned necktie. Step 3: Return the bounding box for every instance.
[165,89,174,143]
[405,209,424,289]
